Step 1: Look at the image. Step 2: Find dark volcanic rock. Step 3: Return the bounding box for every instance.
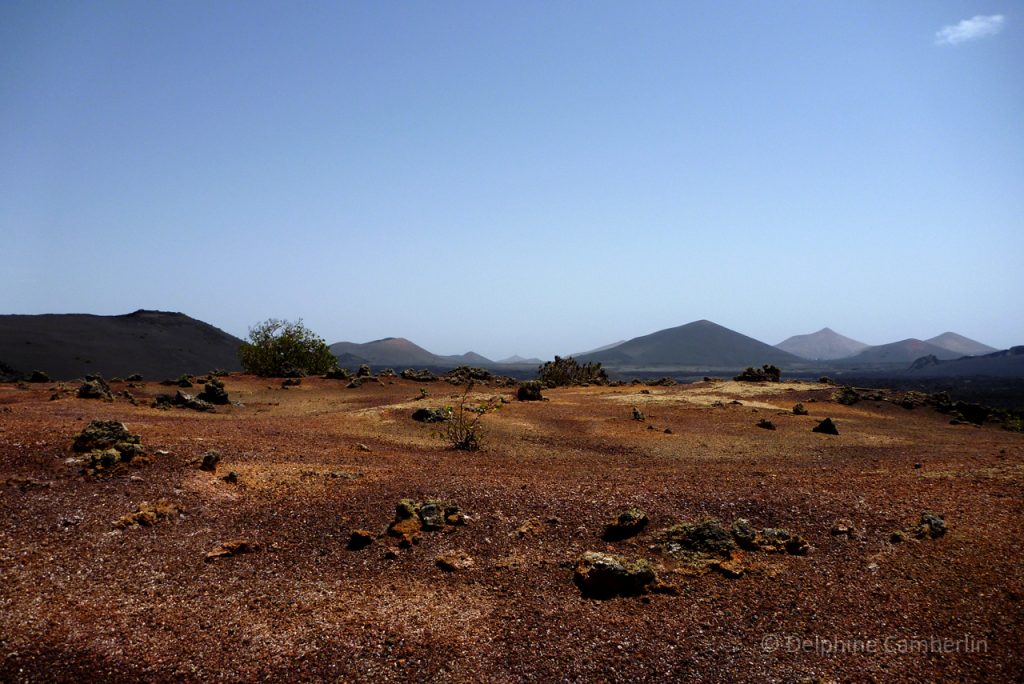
[347,529,375,550]
[603,508,649,541]
[913,512,947,539]
[812,418,839,435]
[28,370,50,383]
[411,407,448,423]
[664,519,735,556]
[199,451,221,472]
[756,419,776,430]
[574,551,658,598]
[197,378,230,404]
[77,376,112,401]
[401,368,438,382]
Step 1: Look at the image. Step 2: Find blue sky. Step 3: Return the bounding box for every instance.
[2,1,1021,359]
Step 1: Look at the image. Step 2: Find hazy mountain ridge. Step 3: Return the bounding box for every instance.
[925,332,998,357]
[328,337,494,369]
[838,339,962,366]
[776,327,869,360]
[576,320,801,369]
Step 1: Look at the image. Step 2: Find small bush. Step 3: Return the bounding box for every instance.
[536,356,607,387]
[444,381,499,451]
[239,319,336,377]
[734,365,781,382]
[517,381,544,401]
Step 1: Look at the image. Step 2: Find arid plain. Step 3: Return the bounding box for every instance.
[1,374,1022,682]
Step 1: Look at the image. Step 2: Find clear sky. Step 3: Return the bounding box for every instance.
[2,2,1021,360]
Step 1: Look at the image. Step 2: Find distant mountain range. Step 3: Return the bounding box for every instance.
[0,310,242,380]
[776,328,997,365]
[328,337,494,369]
[576,320,800,369]
[496,355,544,365]
[1,311,1017,381]
[924,332,997,357]
[776,328,869,360]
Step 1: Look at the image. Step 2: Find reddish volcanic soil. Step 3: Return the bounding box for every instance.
[1,376,1022,682]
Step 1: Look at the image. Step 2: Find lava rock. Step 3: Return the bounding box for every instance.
[812,418,839,435]
[347,529,375,550]
[603,508,649,541]
[411,407,448,423]
[199,450,221,472]
[197,378,230,405]
[573,551,658,598]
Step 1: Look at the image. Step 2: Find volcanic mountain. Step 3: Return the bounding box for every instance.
[0,310,243,380]
[775,327,869,360]
[576,320,801,369]
[925,332,997,357]
[838,339,962,366]
[328,337,492,369]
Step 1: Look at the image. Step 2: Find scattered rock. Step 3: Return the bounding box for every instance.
[355,443,372,452]
[792,403,809,415]
[401,369,437,382]
[603,508,649,541]
[890,530,907,544]
[812,418,839,435]
[436,550,474,571]
[913,512,947,539]
[515,518,546,537]
[834,386,860,405]
[28,370,50,383]
[664,519,735,557]
[205,539,261,562]
[709,557,748,579]
[418,501,446,531]
[324,367,350,380]
[126,373,143,382]
[72,420,145,474]
[113,499,182,529]
[573,551,658,598]
[731,518,759,550]
[632,407,646,421]
[356,365,372,378]
[197,378,230,404]
[756,419,776,430]
[221,471,239,484]
[282,377,302,388]
[152,391,215,412]
[411,407,449,423]
[347,529,375,550]
[445,367,492,385]
[830,519,855,537]
[77,376,112,401]
[199,450,221,472]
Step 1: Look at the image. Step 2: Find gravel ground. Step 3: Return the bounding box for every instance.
[1,376,1022,682]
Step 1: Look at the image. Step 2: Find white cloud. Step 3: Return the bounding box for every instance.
[935,14,1005,46]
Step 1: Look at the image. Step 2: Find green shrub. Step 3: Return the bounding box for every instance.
[239,319,336,377]
[444,381,499,451]
[734,365,781,382]
[536,356,607,387]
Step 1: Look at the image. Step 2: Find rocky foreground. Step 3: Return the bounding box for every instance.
[1,374,1022,682]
